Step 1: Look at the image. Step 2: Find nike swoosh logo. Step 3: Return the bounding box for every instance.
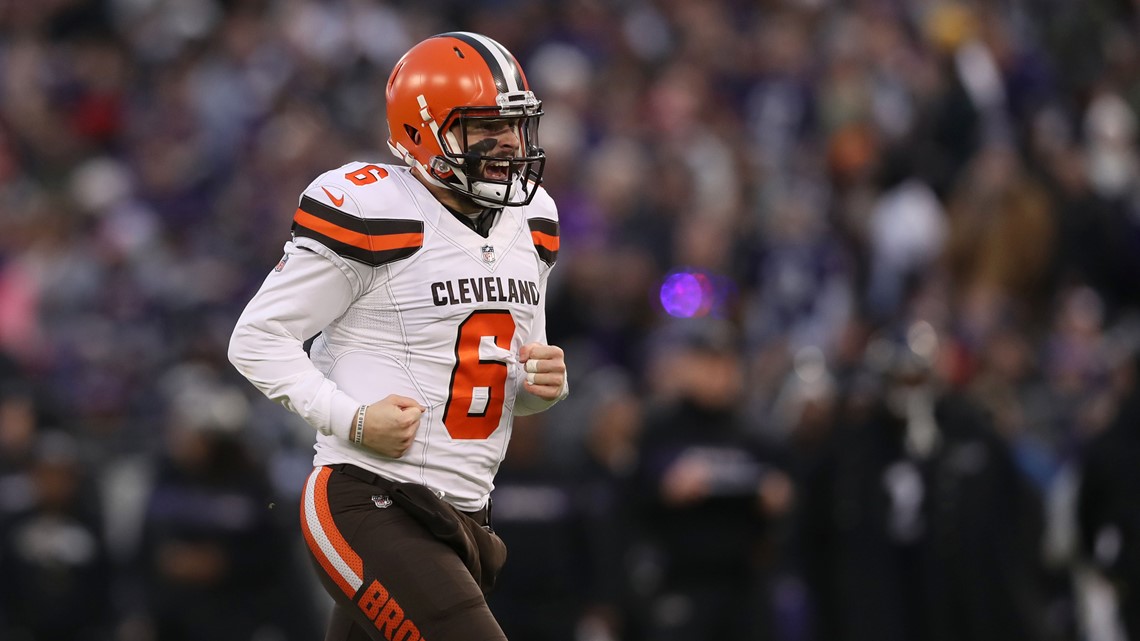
[322,187,345,207]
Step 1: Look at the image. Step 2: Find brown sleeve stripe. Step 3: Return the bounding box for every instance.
[527,218,559,265]
[293,209,422,252]
[527,217,558,236]
[292,196,423,266]
[296,195,424,239]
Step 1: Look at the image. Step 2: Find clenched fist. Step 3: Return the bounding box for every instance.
[356,394,425,458]
[520,342,568,400]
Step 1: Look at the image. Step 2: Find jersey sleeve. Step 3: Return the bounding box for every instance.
[525,187,559,270]
[515,188,568,415]
[228,241,363,440]
[290,166,425,267]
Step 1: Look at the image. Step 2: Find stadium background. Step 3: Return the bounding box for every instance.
[2,0,1140,640]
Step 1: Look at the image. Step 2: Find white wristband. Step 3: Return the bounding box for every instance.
[353,405,367,445]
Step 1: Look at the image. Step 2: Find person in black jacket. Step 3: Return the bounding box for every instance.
[1077,350,1140,639]
[128,370,319,641]
[800,322,1051,641]
[631,320,794,641]
[0,431,115,641]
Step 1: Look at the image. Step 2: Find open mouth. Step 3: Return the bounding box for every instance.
[482,159,511,182]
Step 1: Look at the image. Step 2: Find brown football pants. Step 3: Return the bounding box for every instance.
[300,465,507,641]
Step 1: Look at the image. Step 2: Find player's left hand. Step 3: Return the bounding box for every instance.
[519,342,567,400]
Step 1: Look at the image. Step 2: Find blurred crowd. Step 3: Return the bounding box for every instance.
[2,0,1140,640]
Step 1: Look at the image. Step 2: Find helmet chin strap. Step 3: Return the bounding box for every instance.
[470,178,516,205]
[430,152,519,208]
[407,157,513,211]
[410,158,453,191]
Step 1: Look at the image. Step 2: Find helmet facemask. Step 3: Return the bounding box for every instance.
[428,92,546,208]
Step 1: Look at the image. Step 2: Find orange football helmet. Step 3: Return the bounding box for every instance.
[386,32,545,208]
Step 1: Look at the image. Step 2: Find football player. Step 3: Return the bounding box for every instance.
[229,31,568,641]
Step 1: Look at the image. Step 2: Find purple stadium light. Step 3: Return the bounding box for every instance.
[659,270,716,318]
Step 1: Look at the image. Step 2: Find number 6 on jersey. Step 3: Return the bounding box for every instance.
[443,310,517,439]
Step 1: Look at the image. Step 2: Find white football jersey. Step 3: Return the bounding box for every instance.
[229,162,560,511]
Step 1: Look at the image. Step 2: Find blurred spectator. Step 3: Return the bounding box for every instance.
[488,413,624,641]
[0,351,39,518]
[0,431,115,641]
[944,144,1056,337]
[1077,349,1140,640]
[630,319,794,641]
[498,364,647,641]
[866,150,946,324]
[575,369,644,641]
[964,322,1059,489]
[742,192,854,357]
[799,321,1054,641]
[128,365,318,641]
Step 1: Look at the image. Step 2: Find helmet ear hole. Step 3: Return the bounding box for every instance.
[404,124,421,145]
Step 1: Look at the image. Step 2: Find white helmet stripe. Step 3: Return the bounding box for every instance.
[446,31,522,94]
[466,32,523,93]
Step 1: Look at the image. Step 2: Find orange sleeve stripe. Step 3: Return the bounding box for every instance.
[531,231,559,252]
[294,209,423,251]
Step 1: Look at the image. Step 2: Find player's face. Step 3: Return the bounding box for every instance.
[461,117,523,182]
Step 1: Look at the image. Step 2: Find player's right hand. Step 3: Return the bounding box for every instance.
[361,394,425,458]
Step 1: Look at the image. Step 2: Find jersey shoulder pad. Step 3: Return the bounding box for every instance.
[523,187,559,266]
[291,162,424,267]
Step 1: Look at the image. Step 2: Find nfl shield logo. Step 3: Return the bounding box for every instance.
[481,244,496,264]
